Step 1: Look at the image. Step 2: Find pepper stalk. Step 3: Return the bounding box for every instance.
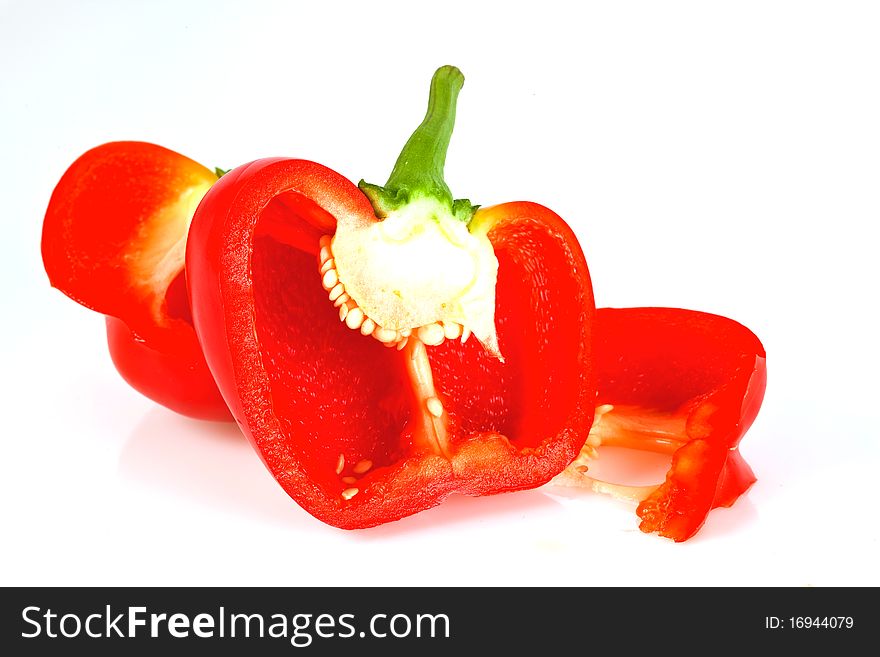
[326,65,501,357]
[359,65,478,224]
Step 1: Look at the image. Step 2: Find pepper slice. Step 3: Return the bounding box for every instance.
[41,142,229,420]
[554,307,767,541]
[186,67,596,527]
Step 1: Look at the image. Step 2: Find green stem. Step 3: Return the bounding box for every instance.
[359,65,477,223]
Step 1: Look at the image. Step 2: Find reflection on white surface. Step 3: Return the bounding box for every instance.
[118,409,301,528]
[118,408,565,536]
[357,490,563,539]
[117,407,757,545]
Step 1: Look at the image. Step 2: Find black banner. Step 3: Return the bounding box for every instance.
[0,587,868,655]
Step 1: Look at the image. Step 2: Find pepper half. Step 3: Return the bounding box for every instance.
[186,66,597,527]
[554,307,767,541]
[41,142,229,420]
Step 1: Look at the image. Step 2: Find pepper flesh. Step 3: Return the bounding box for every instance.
[555,307,767,541]
[186,158,595,527]
[41,142,229,420]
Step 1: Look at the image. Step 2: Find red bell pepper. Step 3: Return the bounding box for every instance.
[42,142,229,420]
[185,66,597,527]
[41,66,766,541]
[554,307,767,541]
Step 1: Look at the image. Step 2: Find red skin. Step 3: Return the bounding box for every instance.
[41,142,229,420]
[186,158,597,528]
[594,308,767,541]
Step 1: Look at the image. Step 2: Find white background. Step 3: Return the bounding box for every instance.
[2,0,878,586]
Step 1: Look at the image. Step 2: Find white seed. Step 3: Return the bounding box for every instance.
[335,454,345,475]
[342,476,358,485]
[322,269,338,290]
[319,245,332,263]
[333,293,350,308]
[328,283,345,301]
[426,397,443,418]
[345,307,365,330]
[417,323,445,346]
[461,326,472,343]
[383,341,396,348]
[595,404,615,418]
[339,304,349,321]
[341,487,359,500]
[353,459,373,474]
[374,327,398,343]
[400,329,412,338]
[320,258,336,274]
[443,322,463,340]
[396,337,408,350]
[360,318,376,336]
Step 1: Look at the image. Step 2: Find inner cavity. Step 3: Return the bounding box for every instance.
[425,217,588,450]
[250,198,414,497]
[251,193,590,492]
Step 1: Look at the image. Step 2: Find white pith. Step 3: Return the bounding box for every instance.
[136,181,215,320]
[325,198,501,357]
[550,405,663,502]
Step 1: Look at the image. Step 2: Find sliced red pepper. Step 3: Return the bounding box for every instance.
[555,307,767,541]
[186,67,596,527]
[41,142,229,420]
